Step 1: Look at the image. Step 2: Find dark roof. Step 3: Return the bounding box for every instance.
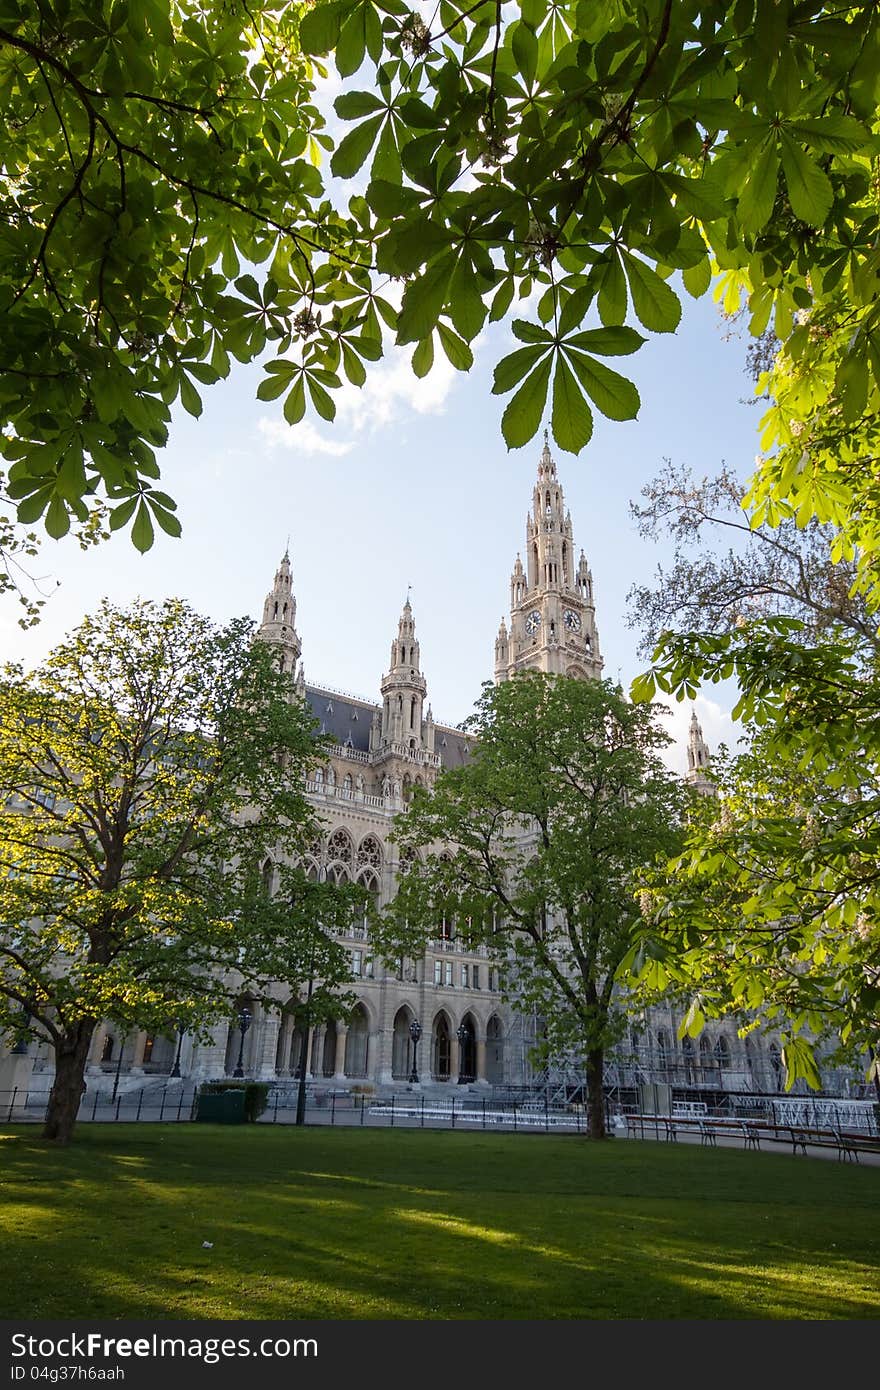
[305,685,373,753]
[305,683,472,769]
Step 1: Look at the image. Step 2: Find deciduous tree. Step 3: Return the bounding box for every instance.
[0,597,359,1143]
[381,673,685,1138]
[4,0,880,604]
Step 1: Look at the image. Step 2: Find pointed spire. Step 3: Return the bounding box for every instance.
[686,707,713,785]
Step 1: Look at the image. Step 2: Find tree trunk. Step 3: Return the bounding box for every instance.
[586,1048,606,1140]
[43,1020,96,1145]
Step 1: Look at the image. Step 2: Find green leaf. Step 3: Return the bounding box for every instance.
[299,0,346,54]
[150,502,182,538]
[779,132,834,227]
[512,320,554,345]
[109,497,138,532]
[492,345,548,395]
[566,350,640,421]
[448,259,487,341]
[598,252,628,327]
[342,341,367,387]
[335,91,385,121]
[331,114,383,178]
[132,501,155,554]
[283,377,306,425]
[621,253,682,333]
[551,357,593,453]
[511,20,538,86]
[412,336,434,378]
[682,256,712,299]
[785,115,869,154]
[257,371,292,402]
[307,375,336,422]
[45,494,71,539]
[500,356,553,450]
[565,327,645,356]
[179,375,203,418]
[397,259,454,345]
[336,8,366,77]
[436,322,473,371]
[738,137,779,235]
[490,278,515,323]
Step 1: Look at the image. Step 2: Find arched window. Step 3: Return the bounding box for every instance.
[715,1035,731,1071]
[344,1005,369,1077]
[314,767,324,787]
[391,1006,414,1080]
[342,774,353,799]
[699,1034,712,1079]
[328,829,354,866]
[432,1013,451,1081]
[682,1036,696,1085]
[657,1030,670,1072]
[261,859,274,899]
[486,1015,504,1084]
[457,1014,477,1083]
[358,835,382,870]
[101,1035,114,1063]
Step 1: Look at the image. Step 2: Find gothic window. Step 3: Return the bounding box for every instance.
[472,965,480,990]
[461,964,469,989]
[444,961,453,987]
[682,1036,696,1085]
[344,1005,369,1077]
[328,829,354,866]
[261,859,274,899]
[657,1030,670,1071]
[342,774,353,799]
[352,949,363,977]
[434,960,442,986]
[142,1036,155,1064]
[358,835,382,869]
[715,1035,731,1070]
[432,1014,451,1080]
[699,1034,712,1077]
[101,1035,114,1063]
[314,767,324,787]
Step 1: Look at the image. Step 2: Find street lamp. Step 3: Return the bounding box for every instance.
[408,1019,422,1084]
[233,1005,252,1078]
[456,1023,469,1084]
[170,1020,186,1078]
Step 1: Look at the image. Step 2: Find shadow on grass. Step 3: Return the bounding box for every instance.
[0,1126,877,1320]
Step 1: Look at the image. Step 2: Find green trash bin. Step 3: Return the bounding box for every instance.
[195,1089,247,1123]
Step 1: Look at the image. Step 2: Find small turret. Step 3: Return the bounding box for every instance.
[257,546,302,680]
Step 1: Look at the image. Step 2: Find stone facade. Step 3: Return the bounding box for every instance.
[13,439,839,1104]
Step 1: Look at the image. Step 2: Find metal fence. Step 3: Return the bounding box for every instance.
[1,1085,598,1132]
[4,1084,876,1135]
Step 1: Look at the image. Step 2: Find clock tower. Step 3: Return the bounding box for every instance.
[495,433,603,683]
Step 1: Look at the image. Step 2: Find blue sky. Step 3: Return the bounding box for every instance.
[1,286,757,771]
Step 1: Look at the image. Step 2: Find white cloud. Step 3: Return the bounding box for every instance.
[655,691,741,777]
[257,343,461,457]
[257,418,354,457]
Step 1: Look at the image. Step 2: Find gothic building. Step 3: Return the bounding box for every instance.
[9,438,820,1103]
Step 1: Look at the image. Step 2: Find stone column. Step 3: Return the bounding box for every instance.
[256,1012,280,1079]
[450,1035,460,1085]
[191,1022,229,1080]
[475,1038,488,1084]
[333,1026,349,1082]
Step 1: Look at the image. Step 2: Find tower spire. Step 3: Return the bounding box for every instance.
[495,434,602,683]
[380,595,428,749]
[257,545,302,680]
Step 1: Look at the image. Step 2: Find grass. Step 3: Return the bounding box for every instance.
[0,1124,878,1320]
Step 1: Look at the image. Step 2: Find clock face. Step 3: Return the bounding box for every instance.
[563,609,582,633]
[524,610,542,635]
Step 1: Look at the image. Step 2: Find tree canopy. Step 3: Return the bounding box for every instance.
[631,617,880,1091]
[381,672,686,1138]
[0,597,360,1141]
[3,0,880,604]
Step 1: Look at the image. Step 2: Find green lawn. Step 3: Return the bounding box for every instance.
[0,1124,877,1319]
